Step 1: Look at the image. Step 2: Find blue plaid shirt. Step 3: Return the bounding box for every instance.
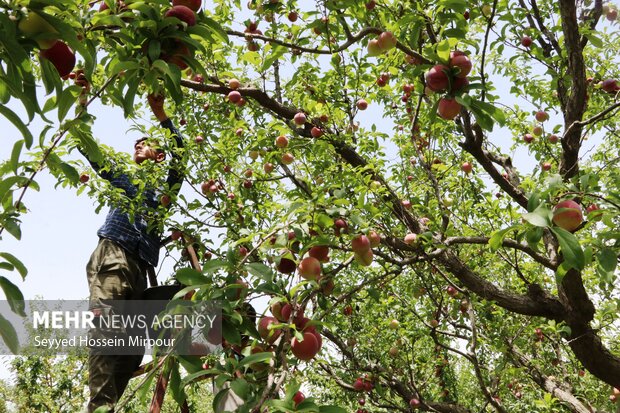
[82,119,184,267]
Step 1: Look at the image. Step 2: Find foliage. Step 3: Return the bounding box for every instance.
[0,0,619,412]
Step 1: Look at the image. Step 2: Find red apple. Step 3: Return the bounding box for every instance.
[239,246,248,257]
[275,135,289,148]
[607,8,618,21]
[311,127,323,138]
[354,249,373,266]
[367,38,382,56]
[541,162,552,171]
[263,163,275,173]
[165,5,196,26]
[291,331,320,360]
[437,97,462,120]
[451,76,469,92]
[446,286,458,297]
[228,90,242,103]
[351,234,371,254]
[523,133,534,143]
[309,245,329,262]
[281,152,295,164]
[288,11,298,22]
[367,231,381,247]
[365,0,376,9]
[601,79,620,93]
[173,0,201,11]
[334,218,348,234]
[277,256,297,274]
[298,256,321,280]
[229,78,241,89]
[40,41,76,78]
[353,377,364,391]
[548,134,559,144]
[356,99,368,110]
[160,194,171,207]
[402,200,412,209]
[461,162,473,173]
[409,398,421,408]
[243,180,253,188]
[258,316,281,343]
[404,233,417,245]
[195,135,204,143]
[293,391,305,406]
[521,35,533,47]
[79,173,90,183]
[535,110,549,122]
[449,53,472,78]
[425,65,450,92]
[293,112,306,125]
[377,31,397,50]
[532,125,543,136]
[552,200,583,232]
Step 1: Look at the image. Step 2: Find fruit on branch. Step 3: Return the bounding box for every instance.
[446,286,458,297]
[409,398,421,408]
[293,112,306,125]
[263,162,274,173]
[288,11,298,22]
[298,256,321,280]
[425,65,450,92]
[388,346,399,357]
[351,234,371,254]
[293,391,305,406]
[451,76,469,92]
[311,126,323,138]
[523,133,534,143]
[343,305,353,316]
[228,90,242,103]
[353,377,364,391]
[461,162,473,173]
[552,200,583,232]
[377,31,397,50]
[541,162,551,171]
[535,110,549,122]
[548,134,559,143]
[18,11,58,49]
[449,51,472,78]
[389,319,400,330]
[165,5,196,26]
[172,0,201,12]
[239,246,248,257]
[367,231,381,247]
[229,78,241,89]
[271,302,292,322]
[437,98,461,120]
[281,152,295,164]
[160,194,171,207]
[319,278,335,295]
[404,233,417,245]
[40,41,76,78]
[275,135,289,148]
[607,7,618,21]
[258,316,281,343]
[291,331,320,360]
[532,125,543,136]
[354,249,373,266]
[601,79,620,93]
[365,0,376,10]
[366,38,382,56]
[356,99,368,110]
[277,255,297,274]
[520,35,533,47]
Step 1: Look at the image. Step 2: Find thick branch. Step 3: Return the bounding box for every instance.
[558,0,588,179]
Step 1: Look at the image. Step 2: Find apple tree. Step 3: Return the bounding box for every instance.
[1,0,619,412]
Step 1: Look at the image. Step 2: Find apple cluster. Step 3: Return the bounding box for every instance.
[424,51,473,120]
[258,307,323,361]
[17,11,76,78]
[366,31,397,56]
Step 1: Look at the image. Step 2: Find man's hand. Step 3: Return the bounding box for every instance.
[147,93,169,122]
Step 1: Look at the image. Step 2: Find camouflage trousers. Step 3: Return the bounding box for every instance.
[86,238,148,413]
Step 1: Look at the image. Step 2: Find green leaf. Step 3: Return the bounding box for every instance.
[230,378,249,400]
[527,191,541,212]
[202,259,227,274]
[244,262,273,281]
[199,16,230,43]
[59,162,79,184]
[175,268,209,285]
[168,362,187,407]
[550,227,585,270]
[9,140,23,173]
[0,313,19,354]
[238,351,273,368]
[522,205,552,227]
[0,105,33,148]
[597,248,617,273]
[436,39,452,63]
[584,33,603,48]
[57,86,81,122]
[0,176,29,202]
[3,219,22,240]
[0,276,25,316]
[488,225,517,251]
